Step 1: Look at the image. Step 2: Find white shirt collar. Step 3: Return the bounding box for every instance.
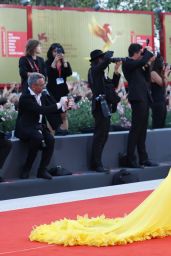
[28,87,41,97]
[28,87,42,105]
[28,87,43,123]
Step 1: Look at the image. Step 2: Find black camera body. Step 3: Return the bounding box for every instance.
[105,50,114,58]
[164,63,171,70]
[56,47,63,54]
[95,94,105,102]
[110,57,126,63]
[104,51,125,63]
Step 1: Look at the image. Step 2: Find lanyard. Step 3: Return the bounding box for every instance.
[56,62,62,77]
[26,57,40,73]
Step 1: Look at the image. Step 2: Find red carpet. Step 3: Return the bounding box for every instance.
[0,191,170,256]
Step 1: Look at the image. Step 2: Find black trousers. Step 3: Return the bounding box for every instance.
[127,101,149,165]
[90,109,110,169]
[22,127,55,175]
[152,102,167,129]
[0,138,12,169]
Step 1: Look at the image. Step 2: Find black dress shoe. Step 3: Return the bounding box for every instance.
[126,160,141,168]
[140,160,158,168]
[37,171,53,179]
[92,166,110,173]
[48,166,72,176]
[20,171,30,179]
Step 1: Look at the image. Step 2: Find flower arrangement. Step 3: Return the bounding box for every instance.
[1,78,171,135]
[116,99,131,128]
[0,104,18,133]
[68,97,94,133]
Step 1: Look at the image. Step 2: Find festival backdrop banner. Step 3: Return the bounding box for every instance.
[0,6,154,83]
[0,7,27,83]
[32,8,154,80]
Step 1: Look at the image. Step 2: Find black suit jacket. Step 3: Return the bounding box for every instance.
[122,50,154,102]
[15,91,61,140]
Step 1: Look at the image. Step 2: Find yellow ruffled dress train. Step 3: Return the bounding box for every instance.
[29,170,171,246]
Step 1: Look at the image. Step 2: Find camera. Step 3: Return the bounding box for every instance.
[96,94,111,118]
[95,94,105,101]
[56,47,63,54]
[104,51,125,63]
[164,63,171,70]
[67,95,81,110]
[110,57,126,63]
[105,51,114,58]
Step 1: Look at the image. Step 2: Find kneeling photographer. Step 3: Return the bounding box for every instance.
[88,49,121,172]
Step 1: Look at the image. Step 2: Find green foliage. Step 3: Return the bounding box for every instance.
[107,0,171,12]
[1,0,171,12]
[68,98,94,133]
[2,100,171,134]
[68,99,132,133]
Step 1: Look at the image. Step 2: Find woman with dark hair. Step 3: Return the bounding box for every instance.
[46,43,72,135]
[19,39,46,93]
[151,55,170,128]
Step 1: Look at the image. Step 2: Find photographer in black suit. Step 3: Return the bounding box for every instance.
[15,72,69,179]
[122,43,157,168]
[88,49,121,172]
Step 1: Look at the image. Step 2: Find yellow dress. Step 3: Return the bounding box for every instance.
[29,170,171,246]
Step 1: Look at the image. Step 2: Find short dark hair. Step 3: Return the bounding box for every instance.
[25,39,40,56]
[28,72,45,88]
[128,43,142,57]
[152,55,164,75]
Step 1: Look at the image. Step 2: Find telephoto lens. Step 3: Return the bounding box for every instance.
[110,57,126,63]
[56,47,63,54]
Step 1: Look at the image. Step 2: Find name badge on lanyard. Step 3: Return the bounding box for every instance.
[56,78,64,85]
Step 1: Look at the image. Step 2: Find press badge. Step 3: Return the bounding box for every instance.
[56,78,64,85]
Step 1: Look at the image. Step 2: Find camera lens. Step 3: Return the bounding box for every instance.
[56,48,62,54]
